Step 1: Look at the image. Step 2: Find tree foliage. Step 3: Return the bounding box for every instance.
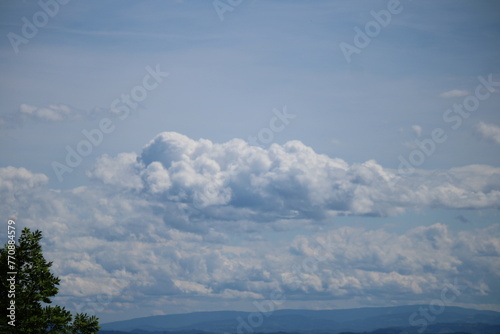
[1,227,100,333]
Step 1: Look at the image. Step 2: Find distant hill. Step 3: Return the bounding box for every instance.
[100,305,500,333]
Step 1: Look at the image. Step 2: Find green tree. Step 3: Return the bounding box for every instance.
[1,227,100,333]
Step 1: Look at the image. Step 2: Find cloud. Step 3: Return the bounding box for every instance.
[0,104,82,127]
[2,162,500,318]
[439,89,470,98]
[88,132,500,225]
[285,223,500,300]
[4,132,500,318]
[87,153,144,190]
[0,166,49,216]
[476,121,500,145]
[0,166,48,192]
[19,104,74,121]
[0,103,126,128]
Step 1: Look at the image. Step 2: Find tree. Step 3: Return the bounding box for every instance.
[1,227,100,333]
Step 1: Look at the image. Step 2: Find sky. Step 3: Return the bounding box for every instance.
[1,0,500,325]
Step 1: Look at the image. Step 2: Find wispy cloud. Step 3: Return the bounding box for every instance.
[0,103,121,128]
[0,104,81,127]
[439,89,470,98]
[19,104,74,121]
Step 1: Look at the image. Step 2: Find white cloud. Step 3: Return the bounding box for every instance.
[0,166,48,192]
[439,89,470,98]
[0,166,49,216]
[88,132,500,223]
[2,132,500,319]
[476,121,500,145]
[285,223,500,300]
[87,153,144,190]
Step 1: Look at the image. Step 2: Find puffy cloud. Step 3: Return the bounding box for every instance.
[476,121,500,145]
[89,132,500,225]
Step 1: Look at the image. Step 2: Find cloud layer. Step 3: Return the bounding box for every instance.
[2,132,500,320]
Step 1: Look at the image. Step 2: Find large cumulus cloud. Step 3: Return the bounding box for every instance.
[89,132,500,225]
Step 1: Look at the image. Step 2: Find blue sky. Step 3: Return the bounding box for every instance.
[1,0,500,324]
